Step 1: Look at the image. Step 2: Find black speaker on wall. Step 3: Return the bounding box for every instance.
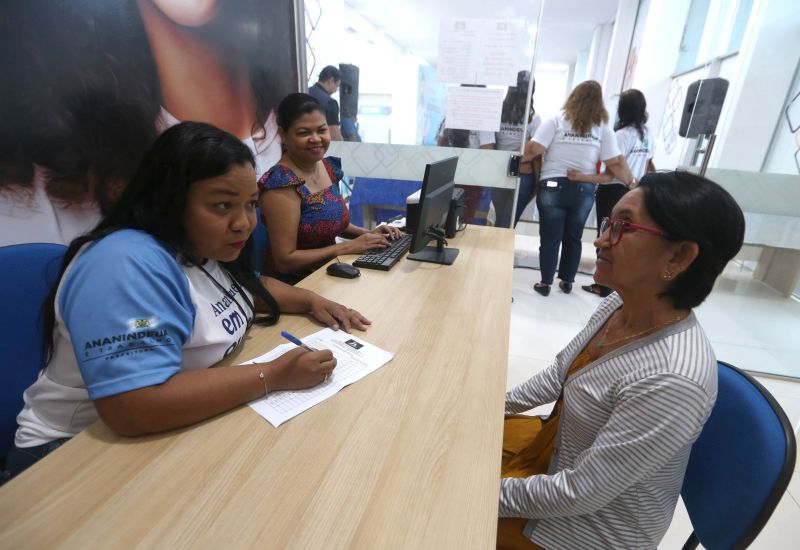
[338,63,360,118]
[678,78,729,138]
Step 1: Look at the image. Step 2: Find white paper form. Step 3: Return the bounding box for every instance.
[437,18,527,86]
[241,328,394,427]
[445,86,505,132]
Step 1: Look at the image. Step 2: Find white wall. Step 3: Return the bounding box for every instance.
[630,0,693,169]
[602,0,639,116]
[712,0,800,171]
[305,0,426,145]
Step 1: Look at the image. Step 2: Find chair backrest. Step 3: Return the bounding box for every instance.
[681,361,797,550]
[0,243,67,459]
[251,207,268,273]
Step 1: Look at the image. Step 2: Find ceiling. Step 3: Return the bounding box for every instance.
[343,0,620,68]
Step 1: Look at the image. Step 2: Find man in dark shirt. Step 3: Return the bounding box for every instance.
[308,65,343,141]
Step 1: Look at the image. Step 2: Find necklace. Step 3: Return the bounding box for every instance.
[289,159,324,188]
[595,313,685,349]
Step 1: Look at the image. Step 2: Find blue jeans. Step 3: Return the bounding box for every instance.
[514,173,537,226]
[1,438,70,484]
[535,178,596,284]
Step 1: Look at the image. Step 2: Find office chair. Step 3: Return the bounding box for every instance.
[0,243,66,462]
[251,208,268,273]
[681,361,797,550]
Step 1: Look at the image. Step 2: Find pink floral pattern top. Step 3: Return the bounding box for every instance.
[257,156,351,284]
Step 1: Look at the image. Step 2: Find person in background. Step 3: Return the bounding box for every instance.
[3,122,370,481]
[308,65,344,141]
[437,117,496,224]
[258,93,402,284]
[498,171,745,549]
[522,80,634,297]
[568,89,656,297]
[492,73,540,228]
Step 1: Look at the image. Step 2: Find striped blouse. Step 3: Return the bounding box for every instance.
[500,294,717,549]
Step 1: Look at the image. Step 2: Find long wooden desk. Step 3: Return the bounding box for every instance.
[0,226,514,548]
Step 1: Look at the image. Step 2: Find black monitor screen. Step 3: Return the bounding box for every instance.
[408,156,460,265]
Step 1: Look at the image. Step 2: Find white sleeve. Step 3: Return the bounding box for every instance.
[615,128,633,157]
[478,130,496,147]
[599,123,622,161]
[531,116,557,148]
[526,114,542,141]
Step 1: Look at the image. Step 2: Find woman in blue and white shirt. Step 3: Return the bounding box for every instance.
[6,122,369,480]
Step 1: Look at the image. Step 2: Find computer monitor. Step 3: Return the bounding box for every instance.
[408,156,460,265]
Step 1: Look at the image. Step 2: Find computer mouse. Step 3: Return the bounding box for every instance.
[326,262,361,279]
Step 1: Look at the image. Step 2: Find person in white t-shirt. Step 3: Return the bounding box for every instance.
[437,118,496,224]
[3,122,370,481]
[567,89,656,297]
[521,81,634,297]
[493,75,542,228]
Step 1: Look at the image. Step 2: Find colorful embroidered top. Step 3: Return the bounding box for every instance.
[257,156,351,284]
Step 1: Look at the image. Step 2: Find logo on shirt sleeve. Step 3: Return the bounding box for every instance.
[82,316,174,361]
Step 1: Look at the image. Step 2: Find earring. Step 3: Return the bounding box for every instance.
[662,269,674,280]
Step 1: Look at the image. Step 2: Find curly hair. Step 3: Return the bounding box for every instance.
[562,80,608,135]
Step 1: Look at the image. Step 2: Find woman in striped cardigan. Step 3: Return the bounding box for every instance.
[498,171,745,549]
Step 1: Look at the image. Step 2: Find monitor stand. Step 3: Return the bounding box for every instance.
[407,236,459,265]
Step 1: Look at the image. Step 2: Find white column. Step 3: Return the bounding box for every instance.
[712,0,800,170]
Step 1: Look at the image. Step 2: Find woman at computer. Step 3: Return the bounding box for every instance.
[4,122,370,480]
[497,171,745,549]
[258,93,403,284]
[521,80,634,297]
[567,89,657,297]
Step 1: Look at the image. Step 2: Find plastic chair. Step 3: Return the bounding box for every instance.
[681,361,797,550]
[0,243,66,461]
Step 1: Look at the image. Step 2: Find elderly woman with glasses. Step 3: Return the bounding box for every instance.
[496,171,745,549]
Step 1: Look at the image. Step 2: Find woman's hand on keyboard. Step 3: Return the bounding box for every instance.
[343,232,390,254]
[372,224,404,240]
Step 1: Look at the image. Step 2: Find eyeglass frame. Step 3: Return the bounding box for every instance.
[599,217,670,246]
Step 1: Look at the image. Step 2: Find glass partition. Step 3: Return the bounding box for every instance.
[303,0,545,228]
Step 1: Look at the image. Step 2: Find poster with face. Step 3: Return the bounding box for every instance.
[0,0,298,246]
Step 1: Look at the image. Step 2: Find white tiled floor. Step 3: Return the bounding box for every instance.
[508,232,800,549]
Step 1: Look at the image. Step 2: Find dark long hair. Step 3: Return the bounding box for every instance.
[43,122,281,361]
[615,89,649,141]
[0,0,295,213]
[639,171,744,309]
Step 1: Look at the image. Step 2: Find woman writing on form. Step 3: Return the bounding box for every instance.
[497,171,744,549]
[258,93,402,284]
[4,122,369,480]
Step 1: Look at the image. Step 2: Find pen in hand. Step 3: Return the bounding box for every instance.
[280,331,317,352]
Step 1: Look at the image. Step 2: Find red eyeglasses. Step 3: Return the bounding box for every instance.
[599,217,669,246]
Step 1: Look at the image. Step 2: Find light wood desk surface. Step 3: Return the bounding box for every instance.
[0,226,514,549]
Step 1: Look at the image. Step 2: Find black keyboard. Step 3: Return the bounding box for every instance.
[353,233,413,271]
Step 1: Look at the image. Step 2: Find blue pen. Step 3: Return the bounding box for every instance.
[281,331,316,352]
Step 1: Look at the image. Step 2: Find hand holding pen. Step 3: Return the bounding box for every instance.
[281,331,317,352]
[272,331,335,385]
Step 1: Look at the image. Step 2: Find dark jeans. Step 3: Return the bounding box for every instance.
[491,188,515,228]
[514,173,537,226]
[1,438,70,485]
[595,183,629,236]
[536,178,596,284]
